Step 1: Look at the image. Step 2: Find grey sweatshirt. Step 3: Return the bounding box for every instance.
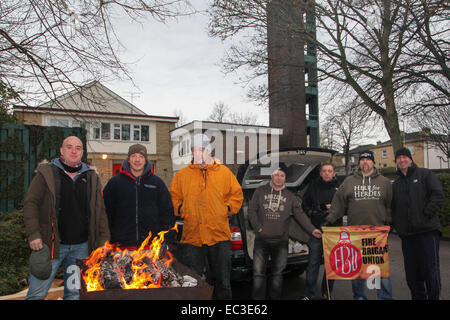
[326,167,392,226]
[248,183,315,242]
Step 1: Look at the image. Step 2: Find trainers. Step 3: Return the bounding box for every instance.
[300,296,310,300]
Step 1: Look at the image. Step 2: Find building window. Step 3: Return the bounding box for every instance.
[91,122,149,142]
[113,123,121,140]
[72,120,82,127]
[121,124,130,141]
[178,138,191,156]
[408,146,414,155]
[141,125,149,142]
[132,125,150,142]
[382,149,387,158]
[133,125,140,141]
[101,123,111,140]
[92,122,101,139]
[49,119,69,127]
[49,118,85,128]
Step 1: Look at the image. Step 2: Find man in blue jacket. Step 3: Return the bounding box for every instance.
[392,147,445,300]
[103,144,175,249]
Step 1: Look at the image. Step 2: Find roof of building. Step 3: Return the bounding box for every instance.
[13,81,179,122]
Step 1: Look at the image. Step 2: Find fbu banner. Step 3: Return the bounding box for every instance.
[322,225,390,280]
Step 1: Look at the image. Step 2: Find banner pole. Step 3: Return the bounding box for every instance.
[325,273,331,300]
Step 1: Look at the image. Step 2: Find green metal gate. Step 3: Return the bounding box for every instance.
[0,124,86,213]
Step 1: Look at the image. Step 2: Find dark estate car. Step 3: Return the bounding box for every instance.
[174,147,336,282]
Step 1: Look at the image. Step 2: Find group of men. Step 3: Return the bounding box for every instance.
[23,134,445,301]
[300,148,444,300]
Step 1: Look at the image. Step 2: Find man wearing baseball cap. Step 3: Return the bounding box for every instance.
[325,150,393,300]
[103,144,175,249]
[392,147,445,300]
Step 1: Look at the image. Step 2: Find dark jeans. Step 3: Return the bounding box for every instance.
[401,230,441,300]
[304,236,334,299]
[252,238,288,300]
[177,241,232,300]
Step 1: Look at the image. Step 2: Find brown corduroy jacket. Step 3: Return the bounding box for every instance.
[23,162,110,259]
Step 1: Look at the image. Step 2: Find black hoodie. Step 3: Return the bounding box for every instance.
[103,159,175,247]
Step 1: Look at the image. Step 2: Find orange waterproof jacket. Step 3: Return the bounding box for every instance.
[170,161,243,247]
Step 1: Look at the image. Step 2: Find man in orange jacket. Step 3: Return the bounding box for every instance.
[170,133,243,299]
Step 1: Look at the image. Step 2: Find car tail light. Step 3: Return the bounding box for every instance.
[230,226,243,250]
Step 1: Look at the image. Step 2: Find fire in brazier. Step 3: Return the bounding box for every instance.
[79,224,197,292]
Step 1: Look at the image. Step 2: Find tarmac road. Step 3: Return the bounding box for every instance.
[231,233,450,300]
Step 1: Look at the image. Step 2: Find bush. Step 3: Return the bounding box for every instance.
[0,210,30,296]
[437,173,450,227]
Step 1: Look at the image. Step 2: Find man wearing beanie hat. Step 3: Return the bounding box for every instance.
[170,133,243,299]
[325,149,394,300]
[103,144,175,249]
[392,147,445,300]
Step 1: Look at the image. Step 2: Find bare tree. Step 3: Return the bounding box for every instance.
[410,104,450,167]
[207,0,450,152]
[0,79,19,123]
[207,101,230,122]
[0,0,191,107]
[206,100,260,125]
[173,108,188,128]
[322,88,377,175]
[229,110,260,125]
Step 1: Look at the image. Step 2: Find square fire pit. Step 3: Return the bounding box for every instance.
[78,258,214,300]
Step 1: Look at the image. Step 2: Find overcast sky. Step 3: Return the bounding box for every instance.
[102,1,391,145]
[105,2,269,126]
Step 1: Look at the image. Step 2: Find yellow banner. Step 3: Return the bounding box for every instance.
[322,225,390,280]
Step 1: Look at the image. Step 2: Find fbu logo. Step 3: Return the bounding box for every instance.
[329,229,362,278]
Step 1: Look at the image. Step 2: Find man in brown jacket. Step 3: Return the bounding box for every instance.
[23,136,110,300]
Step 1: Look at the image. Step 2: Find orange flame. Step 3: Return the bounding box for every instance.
[81,224,178,292]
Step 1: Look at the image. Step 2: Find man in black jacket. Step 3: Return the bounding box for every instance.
[392,147,445,300]
[103,144,175,249]
[301,163,339,300]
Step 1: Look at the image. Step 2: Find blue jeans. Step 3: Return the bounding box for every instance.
[177,241,232,300]
[304,236,334,299]
[26,242,89,300]
[252,238,288,300]
[352,277,393,300]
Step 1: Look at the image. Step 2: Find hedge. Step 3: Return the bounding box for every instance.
[437,173,450,227]
[0,210,29,296]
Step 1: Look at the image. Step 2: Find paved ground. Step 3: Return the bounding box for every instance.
[232,234,450,300]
